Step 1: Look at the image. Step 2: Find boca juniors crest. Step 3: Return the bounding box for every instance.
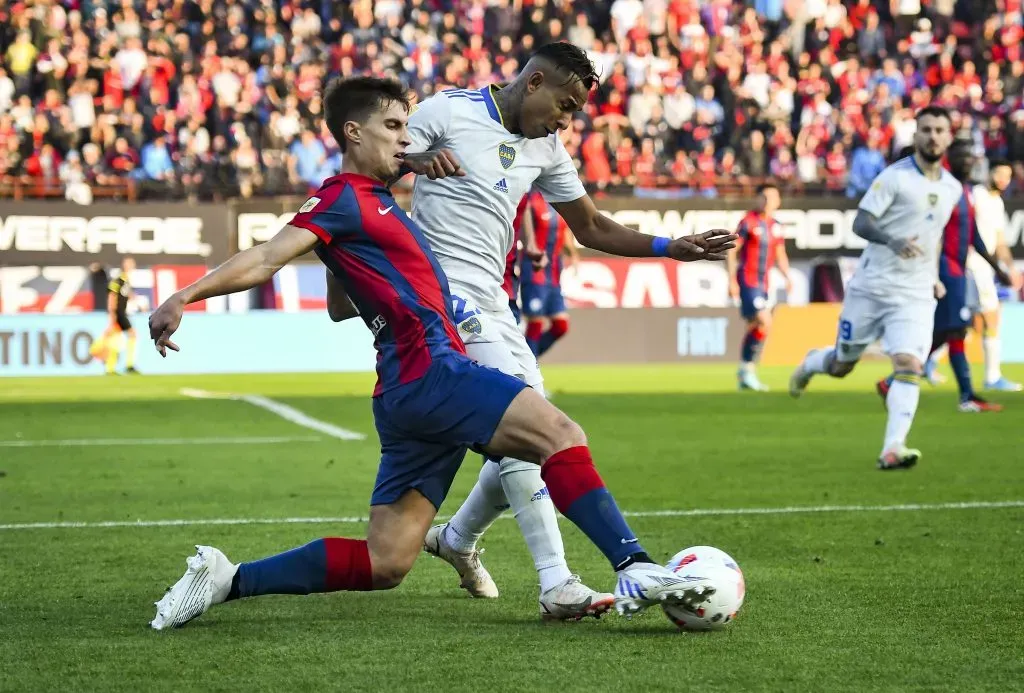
[498,143,516,170]
[928,193,938,206]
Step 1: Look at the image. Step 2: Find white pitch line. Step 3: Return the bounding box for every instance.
[2,500,1021,531]
[0,436,322,448]
[180,388,366,441]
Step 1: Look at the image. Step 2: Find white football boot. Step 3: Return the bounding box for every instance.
[789,362,813,398]
[614,562,716,617]
[151,545,237,630]
[539,575,615,621]
[423,523,499,598]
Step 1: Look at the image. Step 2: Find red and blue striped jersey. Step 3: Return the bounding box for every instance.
[736,210,784,291]
[289,173,467,396]
[516,190,569,286]
[502,215,522,302]
[941,183,988,279]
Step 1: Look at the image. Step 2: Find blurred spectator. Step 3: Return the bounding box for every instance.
[2,0,1023,201]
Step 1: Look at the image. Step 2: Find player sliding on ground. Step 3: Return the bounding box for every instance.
[789,106,961,470]
[148,76,735,630]
[366,42,737,620]
[879,141,1013,412]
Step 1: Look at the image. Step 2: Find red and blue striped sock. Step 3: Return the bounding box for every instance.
[231,538,373,599]
[741,326,766,364]
[540,446,649,569]
[948,339,975,400]
[525,320,544,356]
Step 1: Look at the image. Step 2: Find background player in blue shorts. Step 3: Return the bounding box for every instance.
[877,141,1011,412]
[726,184,792,391]
[515,188,579,357]
[147,76,734,630]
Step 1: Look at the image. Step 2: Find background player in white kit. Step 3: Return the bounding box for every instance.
[789,107,961,470]
[350,42,734,619]
[966,160,1022,391]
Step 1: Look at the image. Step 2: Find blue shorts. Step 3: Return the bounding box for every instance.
[522,283,566,318]
[934,276,971,333]
[370,354,527,509]
[739,285,769,321]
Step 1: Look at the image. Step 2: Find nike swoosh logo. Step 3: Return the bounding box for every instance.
[377,206,393,215]
[621,538,639,545]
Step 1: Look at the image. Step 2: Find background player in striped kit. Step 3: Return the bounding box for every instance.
[884,142,1012,412]
[515,187,580,358]
[726,183,792,391]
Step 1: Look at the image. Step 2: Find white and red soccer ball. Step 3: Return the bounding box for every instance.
[663,546,745,631]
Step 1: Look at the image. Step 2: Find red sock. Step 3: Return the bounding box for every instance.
[949,338,965,355]
[525,320,544,342]
[323,538,373,591]
[540,446,605,512]
[549,317,569,340]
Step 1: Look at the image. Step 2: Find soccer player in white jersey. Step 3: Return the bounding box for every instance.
[966,160,1022,391]
[365,42,734,619]
[789,106,962,470]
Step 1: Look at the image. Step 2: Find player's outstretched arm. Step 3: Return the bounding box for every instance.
[326,268,360,322]
[552,194,736,261]
[149,225,320,356]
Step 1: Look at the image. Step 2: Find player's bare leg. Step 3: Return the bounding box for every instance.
[877,352,923,470]
[739,310,771,391]
[483,388,715,618]
[151,490,436,630]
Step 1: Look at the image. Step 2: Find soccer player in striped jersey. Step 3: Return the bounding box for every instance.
[516,188,579,357]
[726,183,791,391]
[883,142,1012,411]
[148,76,722,630]
[790,107,962,470]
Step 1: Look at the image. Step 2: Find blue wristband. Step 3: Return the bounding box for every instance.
[652,236,670,257]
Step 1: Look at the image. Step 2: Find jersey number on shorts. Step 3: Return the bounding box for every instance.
[452,295,481,324]
[839,320,853,341]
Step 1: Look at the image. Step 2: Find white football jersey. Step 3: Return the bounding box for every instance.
[848,156,963,301]
[406,86,586,311]
[971,183,1005,253]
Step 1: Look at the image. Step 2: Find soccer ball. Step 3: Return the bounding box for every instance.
[663,546,745,631]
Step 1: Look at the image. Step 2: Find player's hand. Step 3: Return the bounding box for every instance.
[401,150,467,180]
[728,279,740,300]
[525,242,548,270]
[149,293,186,357]
[996,268,1014,288]
[933,281,947,300]
[668,230,738,262]
[888,235,923,259]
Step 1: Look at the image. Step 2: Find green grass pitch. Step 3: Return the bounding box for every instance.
[1,364,1022,692]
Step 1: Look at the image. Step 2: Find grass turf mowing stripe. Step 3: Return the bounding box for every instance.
[2,499,1021,531]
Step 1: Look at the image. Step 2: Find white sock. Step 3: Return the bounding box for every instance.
[984,336,1001,383]
[803,347,835,375]
[445,461,507,554]
[498,457,572,593]
[883,375,920,453]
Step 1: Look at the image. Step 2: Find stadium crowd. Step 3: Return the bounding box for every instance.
[1,0,1022,201]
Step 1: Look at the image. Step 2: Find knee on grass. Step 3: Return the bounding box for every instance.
[370,554,416,590]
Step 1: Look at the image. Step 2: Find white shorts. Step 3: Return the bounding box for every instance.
[835,291,936,364]
[966,256,1000,313]
[451,293,545,397]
